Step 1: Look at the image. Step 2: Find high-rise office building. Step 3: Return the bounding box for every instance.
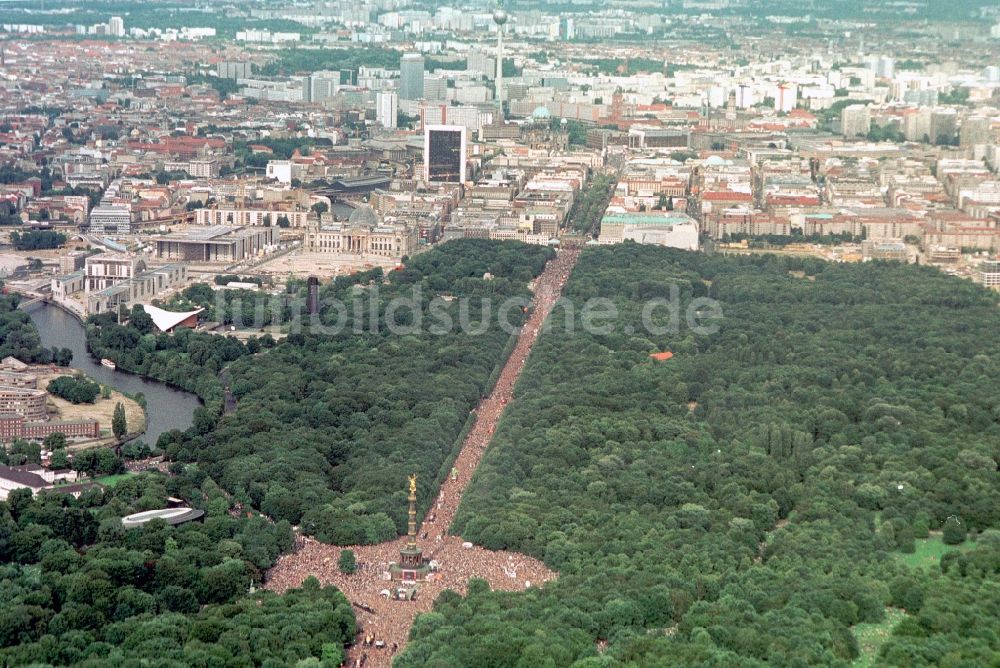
[217,61,252,80]
[775,84,796,113]
[424,125,467,184]
[377,91,399,128]
[959,116,990,149]
[89,205,132,236]
[108,16,125,37]
[868,55,894,79]
[930,109,958,144]
[735,84,753,109]
[903,89,938,107]
[980,260,1000,289]
[423,75,448,101]
[419,103,449,127]
[840,105,871,137]
[400,54,425,100]
[903,108,933,142]
[446,106,485,133]
[307,71,341,103]
[467,52,496,77]
[560,17,575,40]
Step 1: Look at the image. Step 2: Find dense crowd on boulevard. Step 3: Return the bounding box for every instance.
[266,249,579,667]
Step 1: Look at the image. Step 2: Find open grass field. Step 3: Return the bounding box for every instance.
[852,607,907,668]
[38,366,146,447]
[850,532,977,666]
[91,473,134,488]
[895,533,974,571]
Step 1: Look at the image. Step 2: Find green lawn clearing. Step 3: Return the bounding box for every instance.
[895,533,974,571]
[852,607,907,668]
[91,473,134,488]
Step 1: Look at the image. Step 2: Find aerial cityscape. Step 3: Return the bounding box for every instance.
[0,0,998,665]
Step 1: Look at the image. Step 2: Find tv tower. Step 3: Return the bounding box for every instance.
[493,2,508,120]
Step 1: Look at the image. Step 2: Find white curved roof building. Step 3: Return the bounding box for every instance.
[121,506,205,529]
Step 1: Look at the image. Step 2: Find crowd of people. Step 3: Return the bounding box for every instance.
[265,249,580,668]
[125,455,169,473]
[427,247,580,537]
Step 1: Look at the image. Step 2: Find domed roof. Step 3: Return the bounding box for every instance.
[347,205,379,229]
[531,105,552,120]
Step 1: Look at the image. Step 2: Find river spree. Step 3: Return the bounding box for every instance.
[26,303,201,446]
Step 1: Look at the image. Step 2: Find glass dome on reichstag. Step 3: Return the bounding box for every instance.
[347,205,379,229]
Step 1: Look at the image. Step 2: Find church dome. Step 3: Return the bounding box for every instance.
[531,105,552,120]
[347,205,379,229]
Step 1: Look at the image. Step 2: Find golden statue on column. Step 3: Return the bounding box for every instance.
[392,474,430,582]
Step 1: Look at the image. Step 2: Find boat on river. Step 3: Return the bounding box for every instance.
[100,358,116,369]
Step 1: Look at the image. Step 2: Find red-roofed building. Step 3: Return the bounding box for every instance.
[766,193,822,207]
[126,136,226,159]
[155,85,185,98]
[702,191,753,204]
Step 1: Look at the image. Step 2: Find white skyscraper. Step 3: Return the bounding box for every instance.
[735,84,753,109]
[377,91,398,128]
[775,84,797,113]
[108,16,125,37]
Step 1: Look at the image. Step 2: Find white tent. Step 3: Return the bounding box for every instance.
[141,304,204,333]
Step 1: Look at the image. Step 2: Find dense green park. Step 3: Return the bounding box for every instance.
[2,239,550,665]
[85,240,553,541]
[3,241,999,665]
[0,294,72,366]
[0,474,355,666]
[400,244,1000,666]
